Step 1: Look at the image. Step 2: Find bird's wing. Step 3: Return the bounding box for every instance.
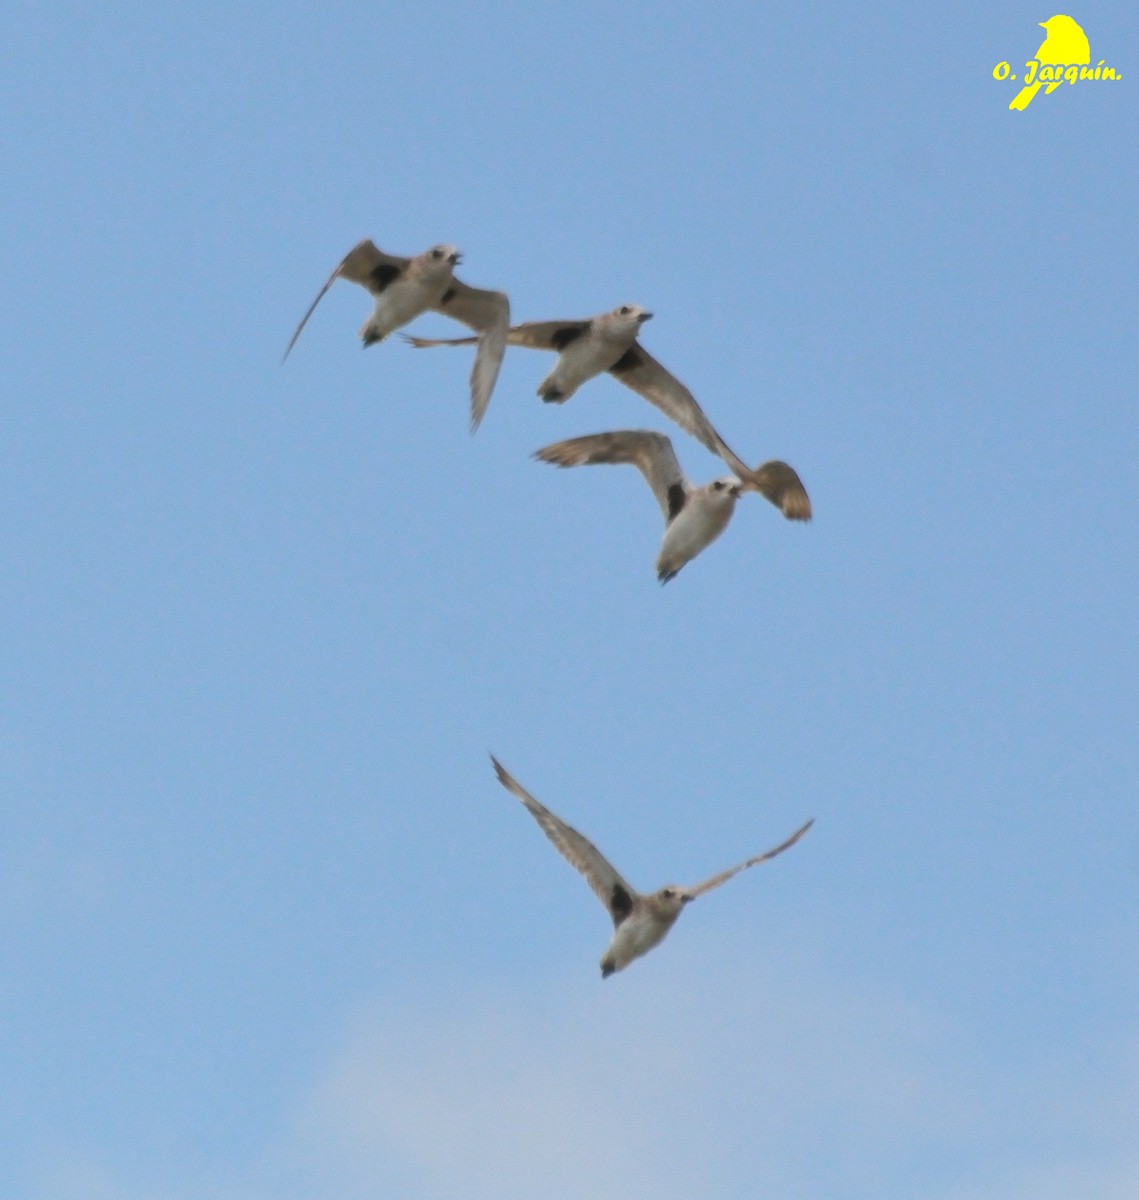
[606,343,742,460]
[282,240,409,362]
[499,319,593,351]
[683,818,814,899]
[431,278,509,333]
[602,345,813,521]
[431,280,511,431]
[743,460,813,521]
[534,430,687,523]
[491,757,637,928]
[403,318,592,353]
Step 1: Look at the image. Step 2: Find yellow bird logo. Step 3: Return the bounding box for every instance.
[1009,15,1091,110]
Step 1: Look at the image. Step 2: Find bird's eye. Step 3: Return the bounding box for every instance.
[619,305,631,315]
[431,248,443,258]
[712,481,724,491]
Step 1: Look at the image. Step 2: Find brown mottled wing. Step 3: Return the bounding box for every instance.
[431,279,510,431]
[491,757,637,927]
[534,430,687,524]
[403,318,591,353]
[684,818,814,899]
[282,239,408,362]
[744,461,812,521]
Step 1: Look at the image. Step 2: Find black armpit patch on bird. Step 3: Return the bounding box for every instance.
[551,325,589,350]
[609,345,644,375]
[666,482,687,521]
[609,884,634,926]
[369,262,403,292]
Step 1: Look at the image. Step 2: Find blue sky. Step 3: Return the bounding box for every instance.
[2,3,1136,1198]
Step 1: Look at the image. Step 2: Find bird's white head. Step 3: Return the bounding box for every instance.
[708,477,744,504]
[604,304,653,333]
[656,886,693,916]
[422,243,462,272]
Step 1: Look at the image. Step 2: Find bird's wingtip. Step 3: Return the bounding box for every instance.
[488,754,511,786]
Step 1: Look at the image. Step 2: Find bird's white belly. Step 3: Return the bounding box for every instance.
[366,278,445,341]
[657,499,734,574]
[544,334,628,399]
[605,911,674,971]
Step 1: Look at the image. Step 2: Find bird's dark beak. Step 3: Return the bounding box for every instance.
[681,893,694,904]
[449,252,462,265]
[638,312,653,323]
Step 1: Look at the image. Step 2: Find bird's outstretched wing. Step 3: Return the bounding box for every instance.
[403,318,593,353]
[683,818,814,900]
[534,430,688,523]
[499,319,594,351]
[603,345,812,522]
[670,417,811,523]
[490,756,638,928]
[432,280,510,431]
[742,460,812,521]
[283,240,409,362]
[606,343,742,460]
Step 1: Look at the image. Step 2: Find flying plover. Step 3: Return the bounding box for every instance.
[404,306,755,462]
[283,240,509,431]
[490,757,812,977]
[535,430,811,582]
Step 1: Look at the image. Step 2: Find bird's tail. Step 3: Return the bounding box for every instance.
[1009,82,1041,110]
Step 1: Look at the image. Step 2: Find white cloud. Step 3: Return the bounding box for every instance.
[253,938,1051,1200]
[31,937,1139,1200]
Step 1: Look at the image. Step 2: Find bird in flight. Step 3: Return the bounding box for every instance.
[490,757,813,977]
[535,429,810,582]
[283,240,510,431]
[404,305,759,466]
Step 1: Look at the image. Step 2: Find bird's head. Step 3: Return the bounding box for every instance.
[657,886,694,914]
[706,477,744,509]
[611,303,653,328]
[424,243,462,269]
[710,476,744,499]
